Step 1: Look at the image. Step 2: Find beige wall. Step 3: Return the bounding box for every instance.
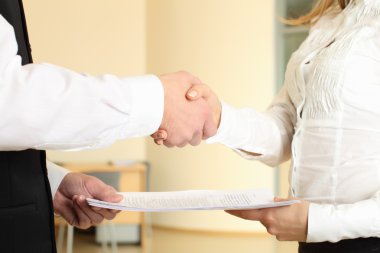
[23,0,147,162]
[23,0,276,233]
[146,0,276,232]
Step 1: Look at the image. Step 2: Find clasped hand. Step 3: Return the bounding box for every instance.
[152,71,221,146]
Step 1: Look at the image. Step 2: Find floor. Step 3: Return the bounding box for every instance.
[59,226,298,253]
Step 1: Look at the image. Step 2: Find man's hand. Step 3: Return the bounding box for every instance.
[53,172,123,229]
[226,198,309,242]
[153,81,222,146]
[156,71,217,147]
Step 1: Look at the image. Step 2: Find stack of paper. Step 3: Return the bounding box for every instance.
[87,189,299,212]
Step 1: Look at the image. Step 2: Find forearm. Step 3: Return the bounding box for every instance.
[208,101,293,166]
[0,16,163,150]
[0,62,163,150]
[307,191,380,242]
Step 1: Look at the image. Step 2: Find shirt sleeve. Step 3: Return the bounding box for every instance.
[307,191,380,242]
[207,85,296,167]
[46,160,69,199]
[0,15,164,151]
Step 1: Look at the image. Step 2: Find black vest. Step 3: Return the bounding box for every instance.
[0,1,56,252]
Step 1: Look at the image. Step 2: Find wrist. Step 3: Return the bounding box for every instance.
[214,100,222,128]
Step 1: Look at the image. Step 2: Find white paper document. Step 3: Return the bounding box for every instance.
[87,189,300,212]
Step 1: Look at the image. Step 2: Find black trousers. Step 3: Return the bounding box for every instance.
[299,237,380,253]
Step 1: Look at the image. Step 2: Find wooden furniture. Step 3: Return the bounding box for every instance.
[55,162,148,253]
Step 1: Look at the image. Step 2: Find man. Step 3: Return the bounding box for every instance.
[0,0,216,252]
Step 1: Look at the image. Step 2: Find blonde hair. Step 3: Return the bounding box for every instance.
[285,0,350,26]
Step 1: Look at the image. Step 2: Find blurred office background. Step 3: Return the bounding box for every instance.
[22,0,313,252]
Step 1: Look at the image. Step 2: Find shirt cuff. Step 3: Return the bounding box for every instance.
[46,161,69,199]
[307,200,380,242]
[207,102,258,149]
[207,102,247,147]
[124,75,164,137]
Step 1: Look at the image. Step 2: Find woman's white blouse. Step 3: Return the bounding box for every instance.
[209,0,380,243]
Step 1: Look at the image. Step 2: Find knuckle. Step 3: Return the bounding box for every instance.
[169,137,181,146]
[202,105,211,116]
[68,219,75,226]
[93,221,101,226]
[209,127,217,137]
[163,138,174,147]
[266,226,277,236]
[177,141,187,148]
[79,223,91,230]
[204,125,216,139]
[163,140,174,148]
[190,136,201,146]
[262,212,274,224]
[203,111,211,121]
[179,70,189,76]
[105,214,116,220]
[177,70,190,80]
[94,216,104,224]
[107,185,117,192]
[183,131,194,142]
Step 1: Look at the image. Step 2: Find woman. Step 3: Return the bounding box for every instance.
[154,0,380,252]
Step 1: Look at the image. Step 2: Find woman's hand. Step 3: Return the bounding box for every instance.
[226,198,309,242]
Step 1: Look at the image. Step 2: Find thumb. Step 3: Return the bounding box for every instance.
[151,129,168,141]
[86,177,123,203]
[186,84,211,101]
[274,197,289,202]
[103,190,123,203]
[96,187,123,203]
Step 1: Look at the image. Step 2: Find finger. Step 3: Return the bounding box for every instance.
[202,116,217,139]
[75,195,104,225]
[177,141,188,148]
[154,139,164,145]
[72,196,92,229]
[175,134,192,147]
[163,140,175,148]
[90,207,121,214]
[225,209,263,221]
[186,84,211,100]
[274,197,288,202]
[189,130,202,146]
[89,184,123,203]
[93,208,118,220]
[151,130,168,140]
[55,196,77,226]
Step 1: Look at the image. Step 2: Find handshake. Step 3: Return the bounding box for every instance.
[151,71,221,147]
[54,71,222,230]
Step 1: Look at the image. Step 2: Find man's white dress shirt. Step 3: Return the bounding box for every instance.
[209,0,380,243]
[0,15,164,197]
